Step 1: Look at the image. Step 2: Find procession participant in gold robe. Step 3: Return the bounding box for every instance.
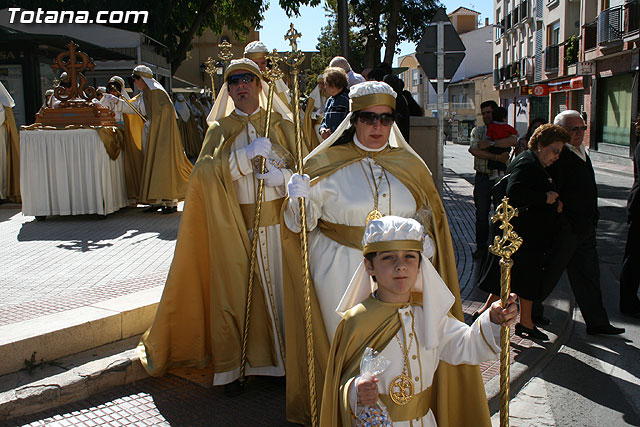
[321,215,518,426]
[0,81,19,203]
[303,74,327,150]
[129,65,192,213]
[282,81,488,425]
[138,59,299,394]
[174,93,202,160]
[244,41,292,109]
[188,92,208,136]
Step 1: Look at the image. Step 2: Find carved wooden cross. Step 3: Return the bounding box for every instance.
[51,41,96,104]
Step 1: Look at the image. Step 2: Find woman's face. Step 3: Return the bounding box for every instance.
[354,105,394,149]
[537,140,564,167]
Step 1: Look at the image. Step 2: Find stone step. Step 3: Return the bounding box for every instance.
[0,336,148,420]
[0,286,162,378]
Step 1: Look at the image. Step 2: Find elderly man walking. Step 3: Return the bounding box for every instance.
[541,110,625,335]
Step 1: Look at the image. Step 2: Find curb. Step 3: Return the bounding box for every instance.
[485,275,575,415]
[0,286,162,377]
[0,336,148,420]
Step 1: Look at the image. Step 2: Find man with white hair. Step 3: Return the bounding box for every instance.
[542,110,625,335]
[244,40,291,107]
[129,65,193,213]
[138,59,299,396]
[329,56,366,87]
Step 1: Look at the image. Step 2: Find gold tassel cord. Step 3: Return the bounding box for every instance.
[488,197,523,427]
[284,24,318,427]
[240,50,285,382]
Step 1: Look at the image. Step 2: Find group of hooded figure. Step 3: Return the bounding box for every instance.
[133,39,518,427]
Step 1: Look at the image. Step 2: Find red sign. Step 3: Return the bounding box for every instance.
[533,84,548,96]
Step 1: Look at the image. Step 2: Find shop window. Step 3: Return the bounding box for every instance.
[597,73,633,146]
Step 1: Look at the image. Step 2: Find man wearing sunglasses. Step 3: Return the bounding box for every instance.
[139,58,300,396]
[539,110,625,336]
[127,65,193,214]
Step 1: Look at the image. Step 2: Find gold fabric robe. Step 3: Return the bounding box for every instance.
[4,107,20,203]
[138,107,299,377]
[136,88,193,203]
[282,142,486,425]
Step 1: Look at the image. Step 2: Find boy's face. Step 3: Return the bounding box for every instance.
[364,250,420,303]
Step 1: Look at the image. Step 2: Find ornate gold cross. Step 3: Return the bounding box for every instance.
[263,49,284,83]
[489,197,523,259]
[218,40,233,65]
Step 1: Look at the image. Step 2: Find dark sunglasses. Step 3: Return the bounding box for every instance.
[358,111,395,126]
[131,74,141,81]
[227,73,256,86]
[569,125,587,132]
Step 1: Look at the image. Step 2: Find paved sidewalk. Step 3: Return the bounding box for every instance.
[0,160,568,426]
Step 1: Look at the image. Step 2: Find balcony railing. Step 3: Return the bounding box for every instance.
[598,5,623,44]
[584,20,598,50]
[505,63,512,80]
[624,0,639,35]
[544,44,560,72]
[500,66,507,82]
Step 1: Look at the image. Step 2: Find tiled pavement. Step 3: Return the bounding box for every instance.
[1,167,534,426]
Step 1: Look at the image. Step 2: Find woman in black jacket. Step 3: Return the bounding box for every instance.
[475,124,571,340]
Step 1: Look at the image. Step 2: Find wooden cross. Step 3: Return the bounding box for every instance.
[51,41,96,104]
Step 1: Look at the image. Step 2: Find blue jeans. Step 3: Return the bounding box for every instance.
[473,172,498,249]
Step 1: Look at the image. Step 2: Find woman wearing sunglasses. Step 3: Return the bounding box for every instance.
[282,81,488,426]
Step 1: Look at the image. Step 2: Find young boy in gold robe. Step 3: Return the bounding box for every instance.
[321,216,518,426]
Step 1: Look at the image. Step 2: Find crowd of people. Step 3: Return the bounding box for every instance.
[470,103,638,341]
[1,45,637,426]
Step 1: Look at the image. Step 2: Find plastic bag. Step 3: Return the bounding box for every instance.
[354,347,392,427]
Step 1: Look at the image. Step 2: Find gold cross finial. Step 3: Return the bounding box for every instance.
[218,40,233,65]
[489,197,523,260]
[263,49,284,83]
[285,24,302,52]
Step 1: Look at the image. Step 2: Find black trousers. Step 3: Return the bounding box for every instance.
[473,172,499,249]
[537,223,610,328]
[620,216,640,311]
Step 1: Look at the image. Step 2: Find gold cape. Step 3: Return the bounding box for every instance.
[320,295,491,427]
[137,88,193,204]
[4,107,20,203]
[281,142,485,425]
[178,114,203,159]
[138,107,299,377]
[302,96,322,152]
[122,113,145,200]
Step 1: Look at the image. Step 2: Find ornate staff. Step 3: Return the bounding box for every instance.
[284,24,318,427]
[488,197,523,427]
[204,57,217,102]
[120,96,148,123]
[239,49,286,384]
[218,39,233,66]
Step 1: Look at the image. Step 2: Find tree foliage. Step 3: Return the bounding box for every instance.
[2,0,267,74]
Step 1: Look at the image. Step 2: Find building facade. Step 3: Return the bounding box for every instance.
[398,7,498,143]
[494,0,638,158]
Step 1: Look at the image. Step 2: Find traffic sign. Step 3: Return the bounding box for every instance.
[416,8,466,92]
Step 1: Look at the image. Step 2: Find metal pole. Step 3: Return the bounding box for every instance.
[436,21,444,195]
[337,0,350,62]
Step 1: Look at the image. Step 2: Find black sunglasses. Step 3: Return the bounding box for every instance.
[131,74,141,81]
[227,73,256,86]
[358,111,395,126]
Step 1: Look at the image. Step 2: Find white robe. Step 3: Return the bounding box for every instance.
[348,307,500,426]
[284,138,417,339]
[213,107,293,385]
[0,104,7,199]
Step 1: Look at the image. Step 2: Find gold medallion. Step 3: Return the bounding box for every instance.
[389,373,414,405]
[365,209,383,225]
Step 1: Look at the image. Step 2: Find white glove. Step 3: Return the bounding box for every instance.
[256,167,285,187]
[287,173,310,199]
[245,137,272,160]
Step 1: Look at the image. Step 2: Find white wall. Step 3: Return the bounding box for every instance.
[451,25,494,83]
